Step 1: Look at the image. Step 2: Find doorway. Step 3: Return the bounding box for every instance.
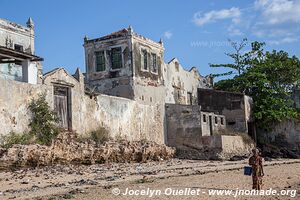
[53,86,72,130]
[209,115,213,135]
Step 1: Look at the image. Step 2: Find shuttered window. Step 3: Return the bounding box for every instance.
[111,47,122,69]
[95,51,106,72]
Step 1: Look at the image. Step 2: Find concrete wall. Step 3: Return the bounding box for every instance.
[165,104,226,146]
[165,58,212,105]
[0,70,164,144]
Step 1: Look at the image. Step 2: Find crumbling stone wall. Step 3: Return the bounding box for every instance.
[132,34,165,105]
[84,28,166,105]
[83,30,134,99]
[165,58,212,105]
[0,70,164,144]
[0,18,34,54]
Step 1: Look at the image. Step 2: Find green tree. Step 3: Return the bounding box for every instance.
[212,40,300,129]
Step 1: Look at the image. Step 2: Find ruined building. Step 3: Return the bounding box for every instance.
[0,18,254,158]
[84,27,165,105]
[83,27,212,105]
[0,18,43,84]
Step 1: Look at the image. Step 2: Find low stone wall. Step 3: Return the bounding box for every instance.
[0,77,164,144]
[165,104,226,146]
[0,133,175,167]
[259,119,300,149]
[175,135,253,160]
[258,119,300,158]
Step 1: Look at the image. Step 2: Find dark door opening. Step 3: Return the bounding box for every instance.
[209,115,213,135]
[54,86,72,131]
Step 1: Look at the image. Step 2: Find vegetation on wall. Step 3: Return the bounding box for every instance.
[0,132,32,149]
[210,39,300,129]
[28,93,59,145]
[0,94,59,148]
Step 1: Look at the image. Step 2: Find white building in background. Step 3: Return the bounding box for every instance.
[0,17,43,84]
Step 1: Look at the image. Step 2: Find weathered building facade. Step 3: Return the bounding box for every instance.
[0,18,43,84]
[0,19,255,157]
[164,58,212,105]
[84,27,165,105]
[198,88,253,134]
[165,104,226,145]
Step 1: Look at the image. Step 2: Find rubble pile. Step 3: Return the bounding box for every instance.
[0,133,175,167]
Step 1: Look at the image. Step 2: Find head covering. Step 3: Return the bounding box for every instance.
[252,148,259,155]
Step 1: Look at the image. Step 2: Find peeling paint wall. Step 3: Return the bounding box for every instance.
[0,18,34,53]
[0,70,164,144]
[164,58,212,105]
[132,34,165,105]
[83,29,166,105]
[0,79,51,134]
[84,32,134,99]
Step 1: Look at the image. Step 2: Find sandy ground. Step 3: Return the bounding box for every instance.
[0,159,299,200]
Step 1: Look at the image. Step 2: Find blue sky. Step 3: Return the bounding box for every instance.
[1,0,300,77]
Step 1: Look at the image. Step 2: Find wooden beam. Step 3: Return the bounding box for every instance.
[0,53,24,61]
[0,59,22,64]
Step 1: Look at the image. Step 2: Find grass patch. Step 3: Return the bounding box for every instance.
[76,127,111,146]
[0,132,34,149]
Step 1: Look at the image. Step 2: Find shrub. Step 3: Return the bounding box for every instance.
[29,93,59,145]
[89,127,110,145]
[0,132,33,149]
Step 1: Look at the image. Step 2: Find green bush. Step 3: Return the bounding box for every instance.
[89,127,110,145]
[29,93,59,145]
[0,132,33,149]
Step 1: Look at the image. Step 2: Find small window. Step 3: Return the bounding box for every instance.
[142,49,148,70]
[187,92,193,105]
[95,51,106,72]
[175,61,179,72]
[228,121,236,125]
[14,44,23,52]
[203,114,207,122]
[215,116,218,124]
[111,47,122,69]
[221,117,224,125]
[151,53,157,73]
